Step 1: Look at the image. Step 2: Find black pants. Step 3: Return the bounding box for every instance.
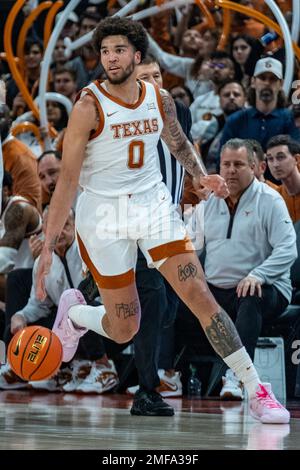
[4,268,33,345]
[208,283,289,360]
[159,280,179,371]
[134,249,168,390]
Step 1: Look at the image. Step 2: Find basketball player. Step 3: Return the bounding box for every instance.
[36,17,289,423]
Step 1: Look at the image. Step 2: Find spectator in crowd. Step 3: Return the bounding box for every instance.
[0,171,42,300]
[147,30,217,99]
[11,100,68,158]
[7,38,44,116]
[266,135,300,222]
[0,103,41,209]
[230,35,264,88]
[178,29,205,58]
[67,12,104,89]
[53,68,78,103]
[46,101,69,132]
[51,37,68,72]
[292,103,300,129]
[188,138,297,400]
[169,85,194,108]
[230,0,266,39]
[37,150,62,208]
[204,80,247,173]
[219,57,300,170]
[181,80,247,204]
[247,139,267,182]
[0,208,119,393]
[55,12,80,41]
[190,52,235,144]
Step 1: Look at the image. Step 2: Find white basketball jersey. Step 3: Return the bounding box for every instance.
[79,80,164,197]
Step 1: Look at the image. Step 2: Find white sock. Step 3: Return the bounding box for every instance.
[223,347,260,398]
[68,304,111,339]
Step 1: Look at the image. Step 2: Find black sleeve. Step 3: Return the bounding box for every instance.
[175,99,193,143]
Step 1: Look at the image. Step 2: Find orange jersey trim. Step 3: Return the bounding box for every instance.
[94,79,146,110]
[76,87,105,140]
[154,84,166,122]
[77,233,135,289]
[148,237,194,262]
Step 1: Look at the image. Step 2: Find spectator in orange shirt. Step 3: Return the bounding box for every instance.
[266,135,300,223]
[0,104,41,210]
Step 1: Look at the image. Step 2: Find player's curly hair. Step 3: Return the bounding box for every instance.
[92,16,149,60]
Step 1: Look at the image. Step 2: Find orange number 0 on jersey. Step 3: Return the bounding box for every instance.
[128,141,144,169]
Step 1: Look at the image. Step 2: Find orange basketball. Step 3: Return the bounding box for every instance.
[7,326,63,381]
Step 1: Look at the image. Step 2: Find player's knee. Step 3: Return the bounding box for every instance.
[182,281,218,312]
[183,279,210,302]
[113,318,140,344]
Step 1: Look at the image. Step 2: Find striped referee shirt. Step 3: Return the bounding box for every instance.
[157,100,193,206]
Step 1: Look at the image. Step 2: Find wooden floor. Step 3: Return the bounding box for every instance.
[0,391,300,450]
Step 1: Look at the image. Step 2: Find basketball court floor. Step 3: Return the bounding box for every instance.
[0,391,299,450]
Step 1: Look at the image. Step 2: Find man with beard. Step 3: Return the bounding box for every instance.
[188,138,297,400]
[36,16,290,423]
[219,58,300,170]
[190,51,235,144]
[37,150,62,209]
[205,80,247,173]
[182,80,246,202]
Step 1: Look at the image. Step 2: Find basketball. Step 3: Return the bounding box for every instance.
[7,326,63,381]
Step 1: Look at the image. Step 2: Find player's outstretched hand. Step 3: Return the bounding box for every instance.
[199,175,229,199]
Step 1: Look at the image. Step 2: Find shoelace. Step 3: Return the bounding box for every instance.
[256,385,282,409]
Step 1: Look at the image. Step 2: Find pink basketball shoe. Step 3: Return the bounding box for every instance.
[249,383,290,424]
[53,289,88,362]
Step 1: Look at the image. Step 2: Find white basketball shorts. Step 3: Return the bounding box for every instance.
[75,182,194,289]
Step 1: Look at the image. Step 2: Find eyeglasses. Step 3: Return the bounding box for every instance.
[209,62,227,69]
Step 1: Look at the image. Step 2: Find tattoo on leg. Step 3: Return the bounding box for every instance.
[178,263,197,281]
[115,300,139,319]
[205,309,242,358]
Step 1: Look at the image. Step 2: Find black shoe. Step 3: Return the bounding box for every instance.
[130,389,174,416]
[77,271,99,304]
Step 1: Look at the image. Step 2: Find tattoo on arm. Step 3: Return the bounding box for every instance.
[178,263,197,281]
[205,309,242,358]
[115,300,140,319]
[160,90,207,177]
[46,236,59,252]
[0,204,28,248]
